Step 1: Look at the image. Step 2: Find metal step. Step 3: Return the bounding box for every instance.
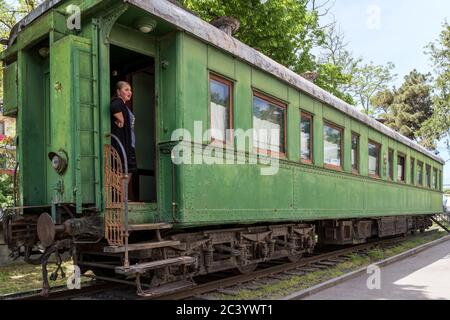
[103,240,180,253]
[128,223,173,231]
[137,280,195,298]
[116,256,196,275]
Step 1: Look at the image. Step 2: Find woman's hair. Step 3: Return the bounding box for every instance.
[112,81,131,100]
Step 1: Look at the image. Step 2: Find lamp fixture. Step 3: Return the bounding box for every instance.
[48,150,68,175]
[135,17,157,33]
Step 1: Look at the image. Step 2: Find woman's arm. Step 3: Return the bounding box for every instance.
[112,112,124,128]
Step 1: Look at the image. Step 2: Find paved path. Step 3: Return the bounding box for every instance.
[304,239,450,300]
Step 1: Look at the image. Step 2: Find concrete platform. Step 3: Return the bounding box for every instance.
[304,239,450,300]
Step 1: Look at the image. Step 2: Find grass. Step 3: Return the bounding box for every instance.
[0,261,74,295]
[213,229,447,300]
[0,260,94,296]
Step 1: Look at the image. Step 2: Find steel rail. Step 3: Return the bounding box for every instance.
[2,231,439,300]
[149,233,435,300]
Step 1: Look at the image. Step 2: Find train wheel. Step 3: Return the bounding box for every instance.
[236,263,258,274]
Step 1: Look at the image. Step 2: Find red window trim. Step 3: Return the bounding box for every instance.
[300,111,313,164]
[323,120,343,171]
[209,73,233,145]
[351,132,359,174]
[252,91,287,158]
[397,153,406,183]
[368,140,381,179]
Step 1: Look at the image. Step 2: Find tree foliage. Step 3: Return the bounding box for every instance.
[0,0,41,98]
[419,22,450,151]
[348,61,396,115]
[316,23,360,104]
[372,70,433,145]
[0,173,13,208]
[0,0,40,42]
[180,0,324,72]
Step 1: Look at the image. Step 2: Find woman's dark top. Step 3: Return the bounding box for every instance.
[110,97,137,173]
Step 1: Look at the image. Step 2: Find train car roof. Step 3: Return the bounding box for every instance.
[7,0,445,164]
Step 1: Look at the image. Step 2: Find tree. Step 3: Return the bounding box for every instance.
[0,0,41,44]
[316,22,361,104]
[419,22,450,151]
[1,0,42,97]
[372,70,433,145]
[0,173,13,208]
[180,0,325,73]
[348,61,396,115]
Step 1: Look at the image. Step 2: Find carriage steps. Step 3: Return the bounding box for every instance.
[115,256,196,276]
[103,240,180,253]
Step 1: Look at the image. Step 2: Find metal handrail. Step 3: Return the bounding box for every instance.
[106,133,130,269]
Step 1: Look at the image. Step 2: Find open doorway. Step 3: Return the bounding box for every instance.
[110,45,156,203]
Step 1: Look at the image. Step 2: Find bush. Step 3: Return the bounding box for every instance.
[0,174,13,209]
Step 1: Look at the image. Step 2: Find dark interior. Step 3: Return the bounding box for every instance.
[110,45,156,202]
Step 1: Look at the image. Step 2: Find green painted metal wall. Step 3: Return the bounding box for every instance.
[174,33,443,227]
[2,0,443,228]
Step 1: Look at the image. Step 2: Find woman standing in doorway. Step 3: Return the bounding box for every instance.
[110,81,138,177]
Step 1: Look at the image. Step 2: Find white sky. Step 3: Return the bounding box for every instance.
[323,0,449,184]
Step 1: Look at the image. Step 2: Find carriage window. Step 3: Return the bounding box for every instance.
[368,141,380,177]
[323,122,342,169]
[410,158,415,185]
[417,161,423,185]
[300,112,312,163]
[426,165,431,188]
[387,148,394,180]
[252,92,286,156]
[433,168,438,189]
[397,154,405,182]
[351,133,359,172]
[210,74,232,143]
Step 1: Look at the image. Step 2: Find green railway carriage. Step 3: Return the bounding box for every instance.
[1,0,444,295]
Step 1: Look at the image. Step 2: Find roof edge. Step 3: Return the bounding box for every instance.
[5,0,445,164]
[126,0,444,164]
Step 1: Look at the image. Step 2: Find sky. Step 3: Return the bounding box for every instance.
[323,0,449,184]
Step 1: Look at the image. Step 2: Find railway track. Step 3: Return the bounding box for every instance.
[151,233,418,300]
[2,231,439,300]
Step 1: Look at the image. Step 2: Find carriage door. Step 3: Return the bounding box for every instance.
[50,35,100,213]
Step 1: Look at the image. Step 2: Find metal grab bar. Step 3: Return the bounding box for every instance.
[106,133,130,269]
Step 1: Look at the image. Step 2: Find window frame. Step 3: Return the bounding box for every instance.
[425,164,431,188]
[417,161,424,186]
[368,140,381,178]
[252,91,287,158]
[209,73,234,145]
[410,157,415,185]
[433,168,438,189]
[397,153,406,183]
[351,132,360,174]
[300,111,313,164]
[387,148,394,181]
[323,120,343,171]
